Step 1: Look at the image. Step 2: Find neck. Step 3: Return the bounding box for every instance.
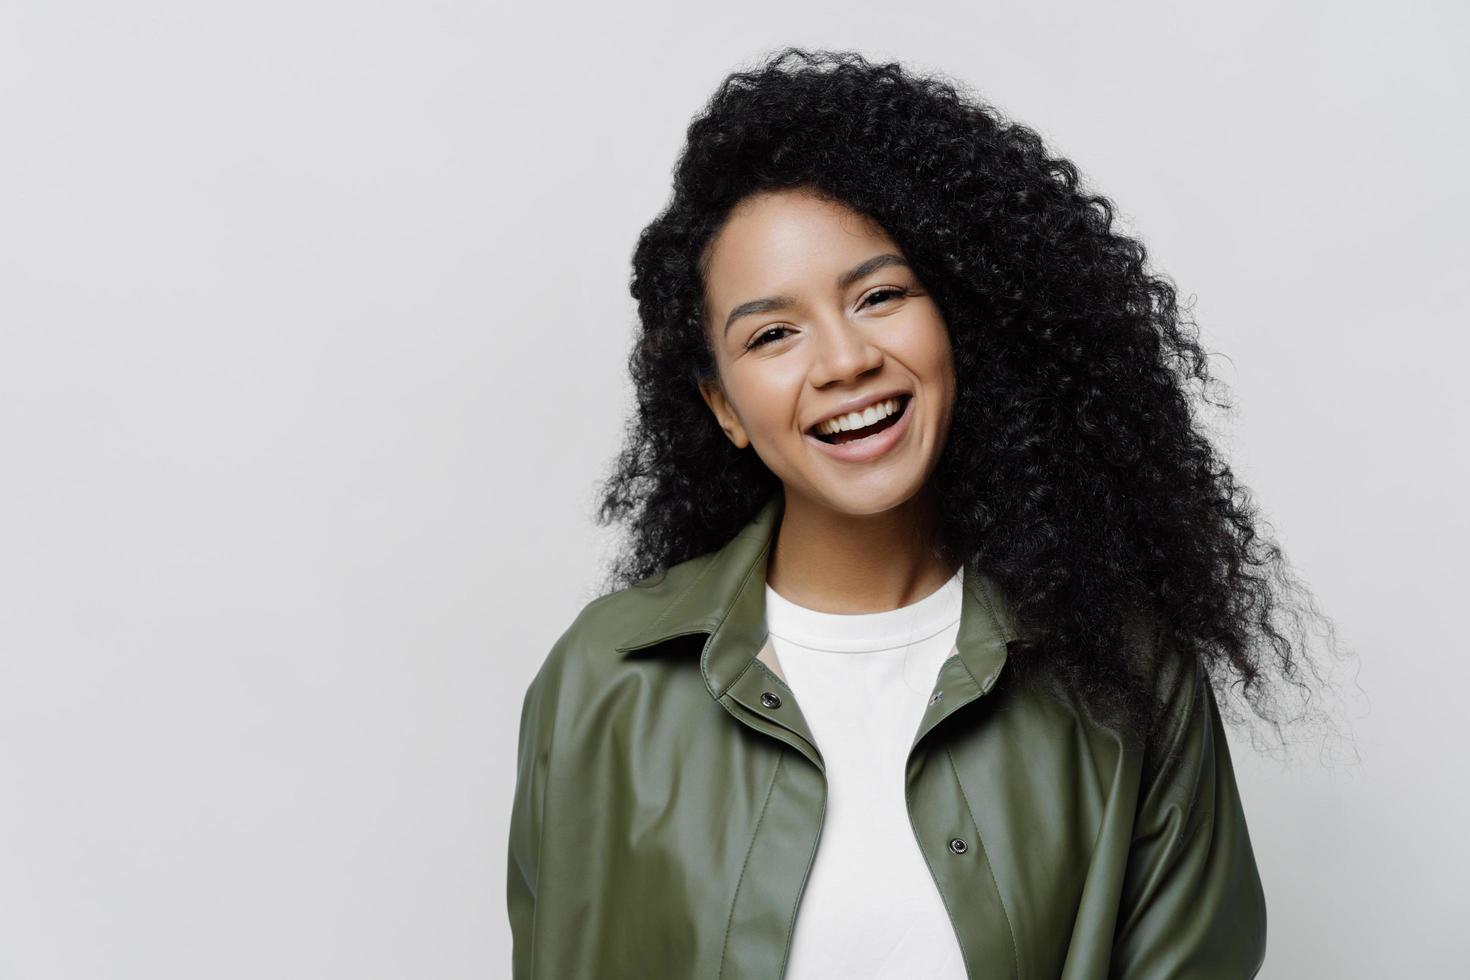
[766,486,960,614]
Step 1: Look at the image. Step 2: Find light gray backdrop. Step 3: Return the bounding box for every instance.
[2,1,1464,977]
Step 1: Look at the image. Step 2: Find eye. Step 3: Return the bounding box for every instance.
[746,325,794,350]
[862,286,910,307]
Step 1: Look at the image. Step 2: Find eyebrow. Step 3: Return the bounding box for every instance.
[721,253,911,337]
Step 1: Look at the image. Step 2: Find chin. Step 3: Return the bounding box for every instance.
[809,479,930,518]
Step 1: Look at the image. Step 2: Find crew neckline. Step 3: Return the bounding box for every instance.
[763,563,965,653]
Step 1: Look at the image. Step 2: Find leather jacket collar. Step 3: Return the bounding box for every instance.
[614,491,1024,710]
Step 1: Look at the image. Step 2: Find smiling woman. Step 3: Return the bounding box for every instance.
[508,45,1342,980]
[696,190,955,514]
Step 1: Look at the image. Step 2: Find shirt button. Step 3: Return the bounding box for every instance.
[761,691,782,709]
[949,837,968,854]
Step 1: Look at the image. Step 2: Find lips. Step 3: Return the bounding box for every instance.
[805,390,912,437]
[804,391,914,463]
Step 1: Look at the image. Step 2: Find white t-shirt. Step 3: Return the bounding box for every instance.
[763,562,969,980]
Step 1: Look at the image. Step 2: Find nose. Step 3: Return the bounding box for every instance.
[807,314,884,388]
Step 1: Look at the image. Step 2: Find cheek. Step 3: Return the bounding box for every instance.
[911,323,957,415]
[728,370,802,437]
[904,317,956,379]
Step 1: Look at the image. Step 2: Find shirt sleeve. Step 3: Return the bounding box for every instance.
[1110,642,1269,978]
[507,662,556,980]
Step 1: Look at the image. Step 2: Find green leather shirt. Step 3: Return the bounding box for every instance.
[508,492,1267,978]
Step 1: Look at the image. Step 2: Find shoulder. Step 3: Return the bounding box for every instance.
[1001,612,1208,789]
[521,551,719,717]
[559,550,719,664]
[1133,619,1215,810]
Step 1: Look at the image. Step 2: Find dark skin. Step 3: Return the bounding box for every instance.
[698,187,962,614]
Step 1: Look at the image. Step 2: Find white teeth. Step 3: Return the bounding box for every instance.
[815,397,903,436]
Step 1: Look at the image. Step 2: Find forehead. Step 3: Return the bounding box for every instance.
[702,190,897,303]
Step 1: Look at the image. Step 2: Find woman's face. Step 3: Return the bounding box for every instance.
[699,187,956,517]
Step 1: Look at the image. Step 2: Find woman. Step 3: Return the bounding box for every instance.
[509,47,1336,979]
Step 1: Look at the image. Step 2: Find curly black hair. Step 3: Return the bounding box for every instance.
[593,46,1352,752]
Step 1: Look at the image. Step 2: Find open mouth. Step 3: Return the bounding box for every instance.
[810,394,911,445]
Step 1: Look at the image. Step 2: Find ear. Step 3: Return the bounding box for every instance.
[697,379,750,449]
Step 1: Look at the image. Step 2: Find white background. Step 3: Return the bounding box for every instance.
[2,1,1465,977]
